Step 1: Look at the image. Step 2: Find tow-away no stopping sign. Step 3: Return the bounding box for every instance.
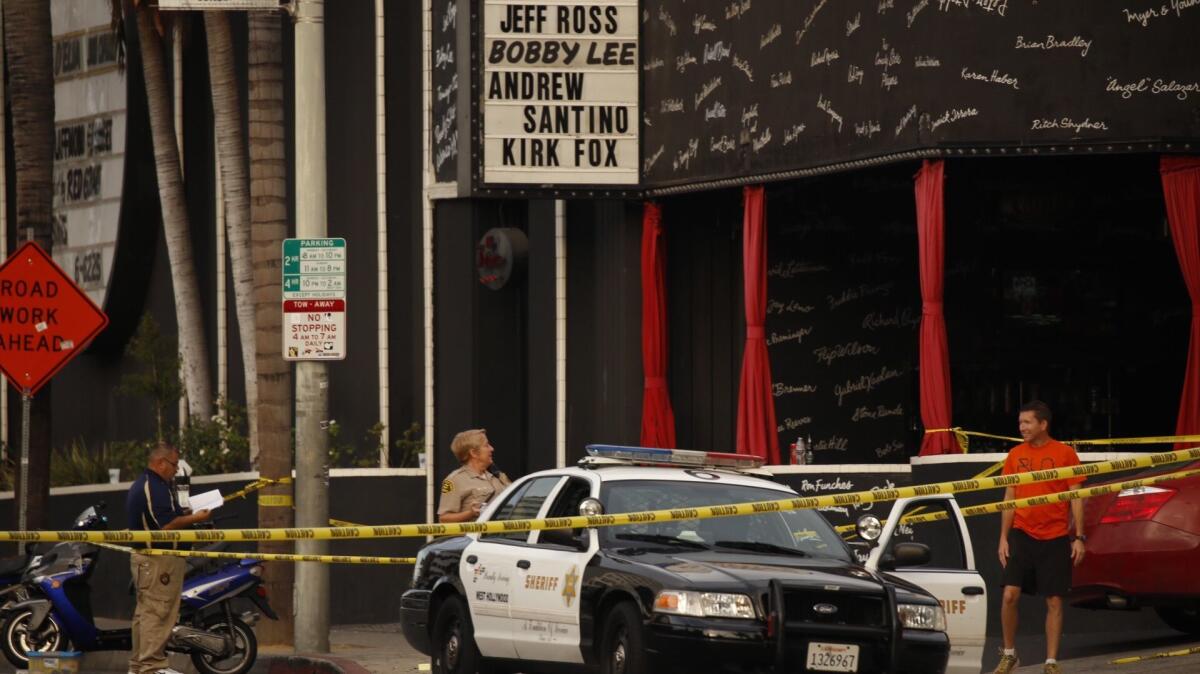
[283,299,345,361]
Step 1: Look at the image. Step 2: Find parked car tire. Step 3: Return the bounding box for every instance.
[600,601,647,674]
[1156,605,1200,635]
[432,595,490,674]
[0,608,66,669]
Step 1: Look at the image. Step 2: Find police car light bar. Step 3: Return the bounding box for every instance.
[585,445,765,470]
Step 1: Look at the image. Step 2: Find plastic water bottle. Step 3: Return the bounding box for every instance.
[175,458,193,510]
[794,436,809,465]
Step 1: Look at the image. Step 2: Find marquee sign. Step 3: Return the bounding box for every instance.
[50,1,127,309]
[436,1,1200,196]
[480,0,639,186]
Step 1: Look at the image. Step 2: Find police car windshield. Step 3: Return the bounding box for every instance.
[599,480,850,560]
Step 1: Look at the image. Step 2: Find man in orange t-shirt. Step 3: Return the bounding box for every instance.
[992,401,1087,674]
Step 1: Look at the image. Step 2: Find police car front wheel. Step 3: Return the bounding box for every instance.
[600,601,647,674]
[432,595,490,674]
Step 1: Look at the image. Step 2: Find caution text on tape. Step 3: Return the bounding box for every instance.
[2,446,1196,544]
[96,542,414,565]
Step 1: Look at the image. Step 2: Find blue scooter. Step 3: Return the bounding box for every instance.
[0,505,276,674]
[0,503,110,617]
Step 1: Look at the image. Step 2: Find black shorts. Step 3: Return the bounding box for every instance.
[1001,529,1072,597]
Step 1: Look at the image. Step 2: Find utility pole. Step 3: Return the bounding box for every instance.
[291,0,330,653]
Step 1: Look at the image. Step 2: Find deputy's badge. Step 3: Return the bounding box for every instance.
[160,573,171,585]
[441,479,454,494]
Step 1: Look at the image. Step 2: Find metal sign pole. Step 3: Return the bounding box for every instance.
[292,0,331,653]
[18,390,31,555]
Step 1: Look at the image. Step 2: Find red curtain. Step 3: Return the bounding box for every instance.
[640,202,676,448]
[916,160,955,455]
[1163,156,1200,443]
[736,186,781,464]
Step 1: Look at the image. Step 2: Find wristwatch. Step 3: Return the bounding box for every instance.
[1071,534,1088,543]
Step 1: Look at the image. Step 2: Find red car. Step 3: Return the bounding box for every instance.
[1070,464,1200,634]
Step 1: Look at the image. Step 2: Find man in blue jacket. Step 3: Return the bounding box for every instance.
[126,442,210,674]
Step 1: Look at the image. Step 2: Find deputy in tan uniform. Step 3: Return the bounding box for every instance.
[438,429,511,523]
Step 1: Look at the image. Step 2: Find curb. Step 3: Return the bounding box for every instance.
[263,654,373,674]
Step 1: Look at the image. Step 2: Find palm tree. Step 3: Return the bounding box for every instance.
[133,3,213,419]
[2,0,54,530]
[204,12,259,461]
[247,10,295,645]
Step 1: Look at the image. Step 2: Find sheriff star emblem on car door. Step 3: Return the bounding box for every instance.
[561,564,579,607]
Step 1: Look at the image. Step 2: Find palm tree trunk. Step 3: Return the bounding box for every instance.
[248,10,294,645]
[2,0,54,531]
[204,12,259,462]
[135,6,213,419]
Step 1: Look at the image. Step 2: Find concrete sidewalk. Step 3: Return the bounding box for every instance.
[259,623,428,673]
[1009,640,1200,673]
[12,623,427,674]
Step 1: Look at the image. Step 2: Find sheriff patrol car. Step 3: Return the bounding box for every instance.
[401,446,987,674]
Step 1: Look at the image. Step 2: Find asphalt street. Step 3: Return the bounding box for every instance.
[988,626,1200,673]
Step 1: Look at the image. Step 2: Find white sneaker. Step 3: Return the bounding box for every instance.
[153,669,186,674]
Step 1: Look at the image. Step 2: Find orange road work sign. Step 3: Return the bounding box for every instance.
[0,241,109,394]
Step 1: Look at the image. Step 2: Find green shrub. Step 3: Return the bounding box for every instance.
[49,439,150,487]
[178,398,251,475]
[117,315,182,441]
[393,422,424,468]
[327,421,383,468]
[0,441,12,491]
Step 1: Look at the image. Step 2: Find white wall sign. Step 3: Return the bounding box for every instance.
[283,299,346,361]
[51,1,127,309]
[482,1,639,186]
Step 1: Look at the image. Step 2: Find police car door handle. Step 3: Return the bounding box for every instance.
[962,586,984,596]
[516,560,531,570]
[466,555,478,565]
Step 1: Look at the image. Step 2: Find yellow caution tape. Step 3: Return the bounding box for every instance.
[838,457,1003,535]
[96,541,415,565]
[329,518,362,527]
[1065,434,1200,446]
[224,476,293,503]
[923,427,994,453]
[902,466,1200,526]
[1110,645,1200,665]
[258,495,294,507]
[839,466,1200,533]
[2,445,1197,544]
[925,427,1200,453]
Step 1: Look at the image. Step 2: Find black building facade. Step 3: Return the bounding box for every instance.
[3,0,1199,626]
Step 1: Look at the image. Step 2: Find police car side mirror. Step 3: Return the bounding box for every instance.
[879,542,931,571]
[541,528,588,551]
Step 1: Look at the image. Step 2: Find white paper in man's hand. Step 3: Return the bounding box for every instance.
[189,489,224,512]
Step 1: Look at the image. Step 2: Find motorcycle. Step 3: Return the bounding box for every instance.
[0,505,277,674]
